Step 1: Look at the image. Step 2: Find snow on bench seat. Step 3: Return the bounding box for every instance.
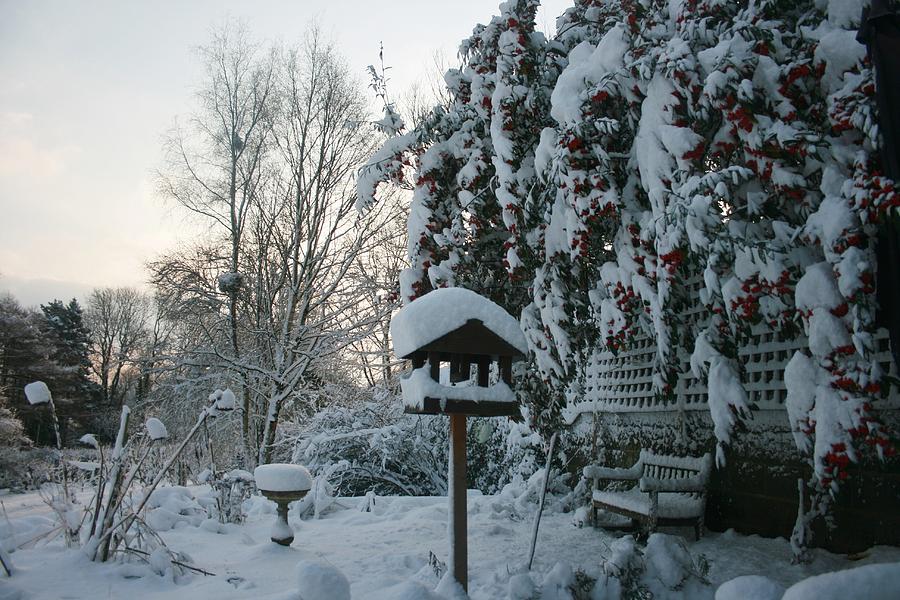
[585,450,712,540]
[592,487,704,520]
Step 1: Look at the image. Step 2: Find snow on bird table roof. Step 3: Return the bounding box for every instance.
[254,463,312,492]
[390,287,527,358]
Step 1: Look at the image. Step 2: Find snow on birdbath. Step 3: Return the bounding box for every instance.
[254,464,312,546]
[390,287,526,592]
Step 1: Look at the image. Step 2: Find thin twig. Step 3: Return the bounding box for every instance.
[118,547,217,576]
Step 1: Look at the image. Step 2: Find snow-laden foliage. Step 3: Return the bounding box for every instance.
[359,0,895,558]
[286,385,547,498]
[506,533,711,599]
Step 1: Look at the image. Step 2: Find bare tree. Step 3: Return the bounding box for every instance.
[343,190,407,387]
[157,22,277,463]
[152,27,398,466]
[85,288,150,406]
[249,29,385,463]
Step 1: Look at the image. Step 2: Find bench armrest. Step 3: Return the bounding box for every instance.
[639,473,707,493]
[583,464,642,481]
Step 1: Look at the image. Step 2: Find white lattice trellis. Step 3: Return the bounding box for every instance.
[563,318,899,424]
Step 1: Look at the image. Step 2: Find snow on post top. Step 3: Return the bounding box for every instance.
[145,417,168,441]
[390,287,527,358]
[79,434,99,449]
[216,388,237,411]
[254,463,312,492]
[24,381,52,405]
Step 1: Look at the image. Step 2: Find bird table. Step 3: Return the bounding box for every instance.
[390,288,527,592]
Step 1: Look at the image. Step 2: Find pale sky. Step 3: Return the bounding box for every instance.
[0,0,569,307]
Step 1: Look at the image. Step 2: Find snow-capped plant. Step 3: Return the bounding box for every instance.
[23,381,79,546]
[78,390,236,570]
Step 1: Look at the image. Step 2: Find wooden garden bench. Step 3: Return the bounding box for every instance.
[583,450,713,540]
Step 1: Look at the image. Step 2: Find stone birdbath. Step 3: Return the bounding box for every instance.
[254,464,312,546]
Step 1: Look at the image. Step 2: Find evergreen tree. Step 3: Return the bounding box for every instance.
[41,299,94,397]
[0,294,65,444]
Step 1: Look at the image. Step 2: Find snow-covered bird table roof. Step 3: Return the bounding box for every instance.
[391,287,526,417]
[390,287,528,359]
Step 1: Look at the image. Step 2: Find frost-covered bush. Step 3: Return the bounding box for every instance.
[199,468,254,524]
[0,403,28,448]
[592,534,711,600]
[467,413,546,495]
[143,486,209,531]
[288,385,549,497]
[505,535,709,600]
[289,389,448,496]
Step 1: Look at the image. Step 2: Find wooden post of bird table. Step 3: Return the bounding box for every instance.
[448,413,467,591]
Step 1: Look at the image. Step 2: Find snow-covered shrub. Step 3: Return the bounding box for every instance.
[0,400,28,449]
[205,468,254,524]
[74,391,238,568]
[505,535,709,600]
[143,486,207,531]
[590,534,711,600]
[466,414,546,495]
[289,390,448,496]
[0,395,26,574]
[289,385,550,498]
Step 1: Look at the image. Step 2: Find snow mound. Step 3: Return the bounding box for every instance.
[390,287,527,357]
[508,572,536,599]
[367,580,444,600]
[295,558,350,600]
[23,381,51,405]
[434,572,467,599]
[0,514,56,553]
[716,575,785,600]
[144,486,205,531]
[254,464,312,492]
[782,563,900,600]
[541,562,576,600]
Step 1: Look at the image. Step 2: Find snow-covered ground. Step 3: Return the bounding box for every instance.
[1,487,899,599]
